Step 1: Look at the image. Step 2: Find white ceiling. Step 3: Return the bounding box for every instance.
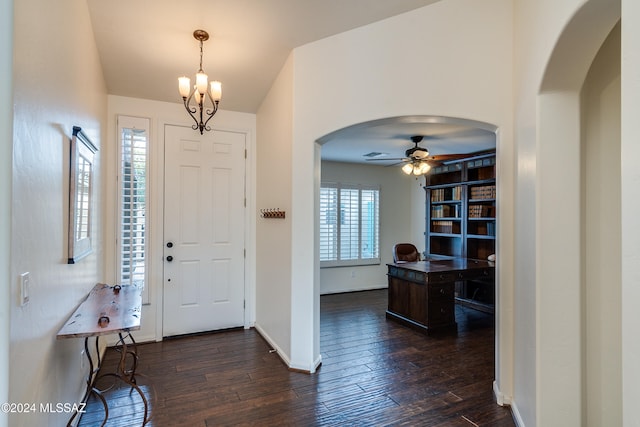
[86,0,495,164]
[320,116,496,165]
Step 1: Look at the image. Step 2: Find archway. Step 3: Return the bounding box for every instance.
[536,0,620,424]
[316,113,502,388]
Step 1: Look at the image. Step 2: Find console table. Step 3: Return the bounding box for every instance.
[57,283,148,426]
[386,258,494,334]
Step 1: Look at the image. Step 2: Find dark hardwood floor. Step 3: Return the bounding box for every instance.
[78,289,513,426]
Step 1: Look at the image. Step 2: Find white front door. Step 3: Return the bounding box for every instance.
[163,124,245,337]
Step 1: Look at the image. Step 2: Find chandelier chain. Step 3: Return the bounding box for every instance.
[199,39,204,73]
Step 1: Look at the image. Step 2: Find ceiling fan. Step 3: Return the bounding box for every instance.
[366,135,468,175]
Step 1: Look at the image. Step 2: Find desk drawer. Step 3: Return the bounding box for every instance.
[428,283,454,300]
[427,300,455,326]
[389,266,426,283]
[431,269,493,283]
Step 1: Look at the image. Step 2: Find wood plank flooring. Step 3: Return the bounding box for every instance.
[78,289,514,426]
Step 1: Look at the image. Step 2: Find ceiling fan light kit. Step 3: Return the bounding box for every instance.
[363,135,481,177]
[402,161,431,176]
[178,29,222,134]
[365,135,434,176]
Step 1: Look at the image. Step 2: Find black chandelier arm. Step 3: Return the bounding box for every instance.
[182,89,220,135]
[202,100,220,132]
[182,94,201,132]
[199,101,211,134]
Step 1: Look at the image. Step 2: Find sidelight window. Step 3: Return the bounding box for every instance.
[117,116,149,299]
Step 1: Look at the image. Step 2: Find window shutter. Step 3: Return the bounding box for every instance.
[320,182,380,266]
[361,189,379,259]
[340,188,359,260]
[319,186,338,261]
[118,117,149,297]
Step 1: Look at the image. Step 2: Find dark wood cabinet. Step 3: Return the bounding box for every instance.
[386,259,494,334]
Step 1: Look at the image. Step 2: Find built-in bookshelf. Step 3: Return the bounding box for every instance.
[424,152,496,313]
[425,153,496,260]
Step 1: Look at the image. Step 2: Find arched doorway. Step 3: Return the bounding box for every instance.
[316,113,503,392]
[536,0,620,424]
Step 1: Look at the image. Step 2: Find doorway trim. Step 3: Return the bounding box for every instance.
[152,118,257,341]
[315,115,510,402]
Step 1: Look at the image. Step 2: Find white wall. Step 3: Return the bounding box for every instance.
[10,0,107,425]
[581,22,621,426]
[620,1,640,425]
[319,161,421,294]
[513,0,622,425]
[105,95,257,343]
[0,1,13,426]
[255,54,294,360]
[280,0,514,379]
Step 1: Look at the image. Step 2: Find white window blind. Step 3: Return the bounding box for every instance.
[117,116,149,299]
[320,183,380,267]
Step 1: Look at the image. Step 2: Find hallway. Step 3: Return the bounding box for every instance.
[79,290,513,426]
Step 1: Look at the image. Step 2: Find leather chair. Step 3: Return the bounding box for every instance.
[393,243,421,263]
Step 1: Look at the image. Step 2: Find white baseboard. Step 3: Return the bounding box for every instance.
[289,354,322,374]
[253,323,322,373]
[253,323,292,367]
[510,399,525,427]
[103,332,157,347]
[320,285,387,295]
[493,380,511,406]
[493,381,525,427]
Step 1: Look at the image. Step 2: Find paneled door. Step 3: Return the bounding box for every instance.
[163,124,245,336]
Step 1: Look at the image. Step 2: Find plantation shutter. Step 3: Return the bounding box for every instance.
[117,116,149,299]
[320,183,380,266]
[319,185,338,261]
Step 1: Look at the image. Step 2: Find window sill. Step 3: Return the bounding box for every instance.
[320,258,381,268]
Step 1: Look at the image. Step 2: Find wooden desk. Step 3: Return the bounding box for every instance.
[57,283,148,426]
[386,259,494,334]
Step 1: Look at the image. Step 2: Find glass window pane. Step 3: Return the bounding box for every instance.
[119,119,149,288]
[320,183,379,265]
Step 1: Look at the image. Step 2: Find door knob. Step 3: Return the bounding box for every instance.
[166,242,173,248]
[166,255,173,262]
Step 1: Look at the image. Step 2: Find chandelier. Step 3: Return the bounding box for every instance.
[178,30,222,134]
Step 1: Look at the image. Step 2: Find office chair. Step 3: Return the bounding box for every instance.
[393,243,421,263]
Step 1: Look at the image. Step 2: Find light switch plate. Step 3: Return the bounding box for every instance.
[19,272,30,306]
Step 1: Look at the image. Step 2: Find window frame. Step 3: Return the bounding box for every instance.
[116,116,150,302]
[319,182,380,268]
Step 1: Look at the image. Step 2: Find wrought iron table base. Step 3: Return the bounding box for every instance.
[67,332,149,427]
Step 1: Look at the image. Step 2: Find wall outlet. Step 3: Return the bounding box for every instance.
[19,272,30,306]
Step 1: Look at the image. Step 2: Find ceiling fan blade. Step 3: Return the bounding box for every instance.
[427,154,468,162]
[430,148,496,163]
[365,157,409,162]
[385,160,410,167]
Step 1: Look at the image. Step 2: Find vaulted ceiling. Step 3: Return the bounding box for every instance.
[86,0,495,163]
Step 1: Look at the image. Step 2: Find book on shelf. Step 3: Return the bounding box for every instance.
[431,220,457,234]
[431,186,462,202]
[470,185,496,200]
[431,204,460,218]
[468,205,495,218]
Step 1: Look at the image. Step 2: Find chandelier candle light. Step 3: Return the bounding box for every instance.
[178,30,222,134]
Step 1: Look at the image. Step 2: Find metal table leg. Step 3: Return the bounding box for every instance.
[67,336,108,427]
